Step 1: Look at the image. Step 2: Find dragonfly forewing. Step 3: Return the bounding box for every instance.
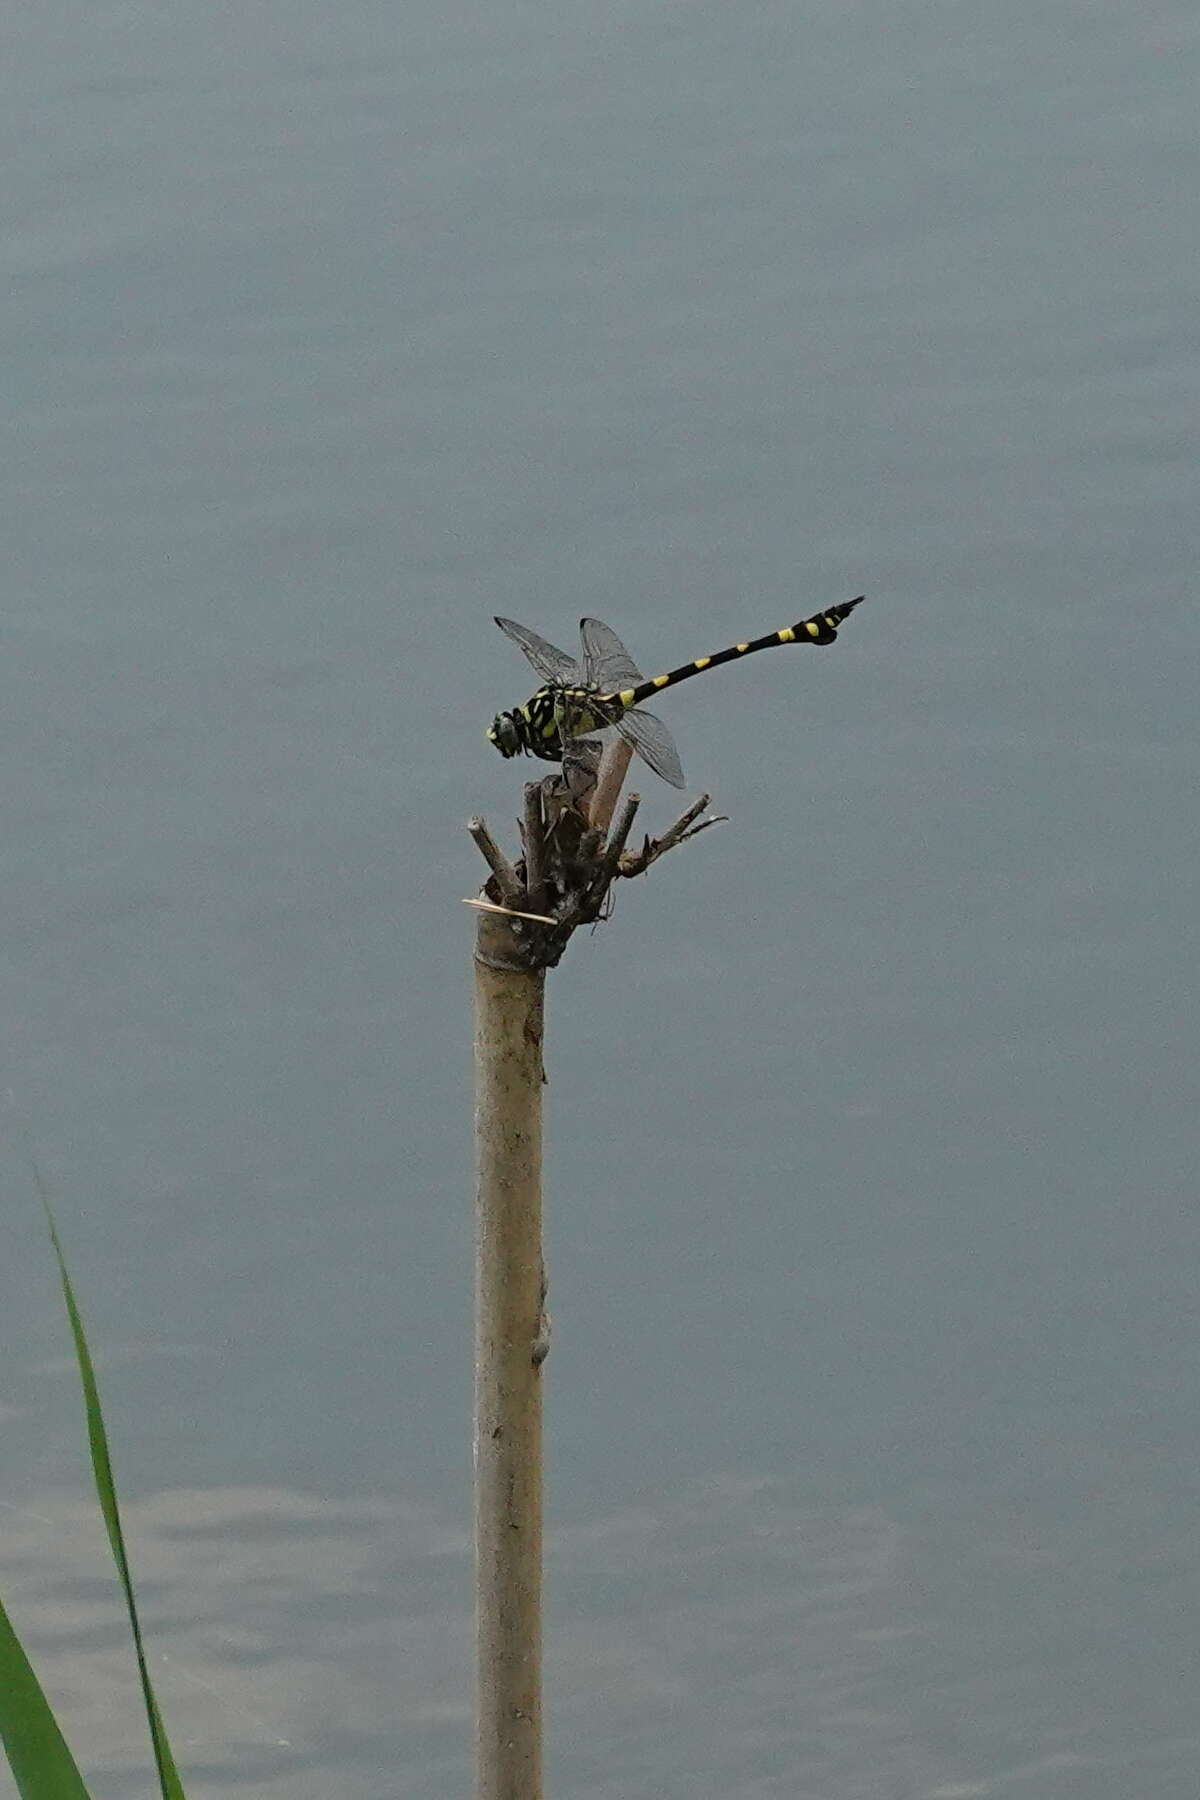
[578,616,645,691]
[493,616,581,685]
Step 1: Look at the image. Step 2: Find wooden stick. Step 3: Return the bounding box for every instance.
[465,760,727,1800]
[587,740,634,837]
[522,782,546,914]
[473,912,545,1800]
[462,898,558,925]
[618,795,723,876]
[591,792,640,894]
[468,816,524,910]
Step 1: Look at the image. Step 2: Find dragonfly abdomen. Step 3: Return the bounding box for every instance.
[605,596,864,712]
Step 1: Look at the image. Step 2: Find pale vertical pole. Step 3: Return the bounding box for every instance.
[473,911,546,1800]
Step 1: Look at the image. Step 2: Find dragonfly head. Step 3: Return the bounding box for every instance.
[487,709,524,758]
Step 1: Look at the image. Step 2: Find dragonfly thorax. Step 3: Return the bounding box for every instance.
[488,684,616,764]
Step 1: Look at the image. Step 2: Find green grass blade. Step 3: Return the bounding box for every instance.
[28,1157,187,1800]
[0,1594,93,1800]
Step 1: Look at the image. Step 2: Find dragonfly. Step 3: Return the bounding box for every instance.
[486,596,865,789]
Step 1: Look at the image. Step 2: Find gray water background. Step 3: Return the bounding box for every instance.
[3,2,1198,1795]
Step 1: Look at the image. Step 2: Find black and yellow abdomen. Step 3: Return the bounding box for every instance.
[607,597,863,713]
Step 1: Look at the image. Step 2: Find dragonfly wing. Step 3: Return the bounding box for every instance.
[494,616,580,684]
[613,705,686,789]
[578,617,644,690]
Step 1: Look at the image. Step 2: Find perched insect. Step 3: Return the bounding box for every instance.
[487,598,865,788]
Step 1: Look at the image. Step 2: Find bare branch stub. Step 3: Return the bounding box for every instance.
[618,793,726,877]
[589,792,640,895]
[587,740,635,837]
[469,759,720,970]
[468,816,524,909]
[522,782,547,915]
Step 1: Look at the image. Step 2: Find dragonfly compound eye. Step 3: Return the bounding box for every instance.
[488,712,522,757]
